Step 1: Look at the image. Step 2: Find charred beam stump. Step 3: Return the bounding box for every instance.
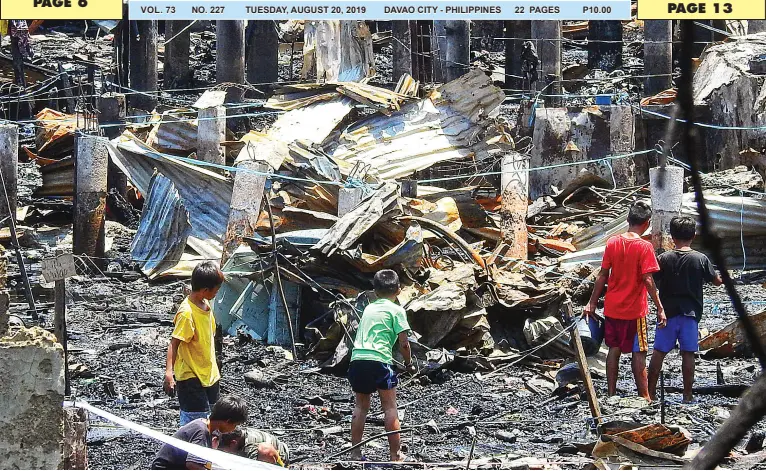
[73,135,108,270]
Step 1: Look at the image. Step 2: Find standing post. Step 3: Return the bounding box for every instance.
[649,166,685,250]
[165,20,192,89]
[222,160,269,264]
[505,21,532,90]
[216,20,246,103]
[246,21,279,87]
[98,93,128,198]
[500,152,529,260]
[73,135,109,270]
[129,20,159,110]
[432,21,470,83]
[196,106,227,166]
[588,21,623,72]
[644,21,673,96]
[392,21,413,80]
[0,124,18,223]
[532,21,562,104]
[0,256,7,336]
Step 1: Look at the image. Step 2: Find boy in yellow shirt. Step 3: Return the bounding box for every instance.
[164,261,226,425]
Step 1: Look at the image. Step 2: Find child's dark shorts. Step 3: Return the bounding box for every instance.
[348,360,398,394]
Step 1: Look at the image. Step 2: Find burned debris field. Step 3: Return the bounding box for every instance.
[5,14,766,471]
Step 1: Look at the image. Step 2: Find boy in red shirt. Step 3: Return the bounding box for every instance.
[584,201,666,400]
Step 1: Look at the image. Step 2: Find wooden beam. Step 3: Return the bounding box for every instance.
[564,299,602,426]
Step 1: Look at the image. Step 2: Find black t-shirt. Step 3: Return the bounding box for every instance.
[150,419,213,470]
[654,249,717,322]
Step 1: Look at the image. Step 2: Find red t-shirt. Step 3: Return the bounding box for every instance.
[602,234,660,320]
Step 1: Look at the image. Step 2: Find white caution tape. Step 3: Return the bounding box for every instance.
[64,400,280,470]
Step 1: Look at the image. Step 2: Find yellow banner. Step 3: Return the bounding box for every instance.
[638,0,765,19]
[1,0,122,20]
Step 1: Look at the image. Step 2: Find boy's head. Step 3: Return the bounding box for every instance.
[373,269,400,299]
[218,429,245,454]
[627,201,652,232]
[191,261,225,299]
[670,215,697,245]
[209,395,248,433]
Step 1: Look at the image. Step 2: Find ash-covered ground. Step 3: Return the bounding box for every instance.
[59,242,766,469]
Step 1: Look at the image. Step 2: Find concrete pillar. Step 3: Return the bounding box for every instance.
[338,187,365,217]
[98,93,128,197]
[63,407,88,469]
[500,152,529,260]
[165,20,192,89]
[216,20,246,103]
[650,166,685,250]
[246,21,279,86]
[610,106,638,189]
[505,21,532,90]
[750,21,766,34]
[196,106,226,166]
[0,327,65,469]
[532,21,562,103]
[129,20,159,110]
[73,135,108,269]
[0,124,18,223]
[433,21,470,83]
[222,160,269,264]
[392,21,413,80]
[588,21,622,72]
[644,21,673,96]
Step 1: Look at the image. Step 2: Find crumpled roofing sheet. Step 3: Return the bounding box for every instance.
[327,69,509,180]
[131,172,192,278]
[108,131,233,260]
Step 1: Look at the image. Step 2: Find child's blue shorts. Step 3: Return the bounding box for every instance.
[654,315,699,353]
[348,360,398,394]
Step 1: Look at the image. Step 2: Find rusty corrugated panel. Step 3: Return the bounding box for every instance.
[328,69,509,180]
[146,110,198,153]
[131,172,192,279]
[35,157,74,197]
[108,132,232,260]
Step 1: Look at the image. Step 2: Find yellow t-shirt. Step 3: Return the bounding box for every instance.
[172,297,221,387]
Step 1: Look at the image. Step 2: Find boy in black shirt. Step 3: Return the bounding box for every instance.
[648,216,722,402]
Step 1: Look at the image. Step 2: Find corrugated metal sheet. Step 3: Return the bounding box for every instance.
[108,132,233,260]
[35,157,74,197]
[327,69,509,180]
[146,110,198,153]
[682,193,766,236]
[130,172,192,278]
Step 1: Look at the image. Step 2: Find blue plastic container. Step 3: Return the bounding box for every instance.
[595,94,612,105]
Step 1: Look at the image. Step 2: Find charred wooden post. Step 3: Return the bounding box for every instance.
[644,21,673,96]
[222,161,269,264]
[500,152,529,260]
[98,93,128,197]
[392,21,413,80]
[649,166,684,250]
[165,20,192,89]
[588,21,622,72]
[401,179,418,198]
[129,20,159,111]
[197,106,226,166]
[63,407,88,469]
[216,20,246,103]
[73,135,109,269]
[246,21,279,86]
[532,21,562,104]
[504,21,532,90]
[433,21,470,83]
[0,124,19,223]
[0,256,8,336]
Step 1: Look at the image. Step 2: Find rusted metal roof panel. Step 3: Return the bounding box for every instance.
[327,69,509,180]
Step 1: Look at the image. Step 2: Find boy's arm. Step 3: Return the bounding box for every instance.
[164,337,181,396]
[642,273,666,327]
[397,331,413,370]
[584,268,609,318]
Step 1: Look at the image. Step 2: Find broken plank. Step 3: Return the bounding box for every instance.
[565,299,602,425]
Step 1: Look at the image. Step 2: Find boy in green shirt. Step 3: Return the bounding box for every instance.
[348,269,413,462]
